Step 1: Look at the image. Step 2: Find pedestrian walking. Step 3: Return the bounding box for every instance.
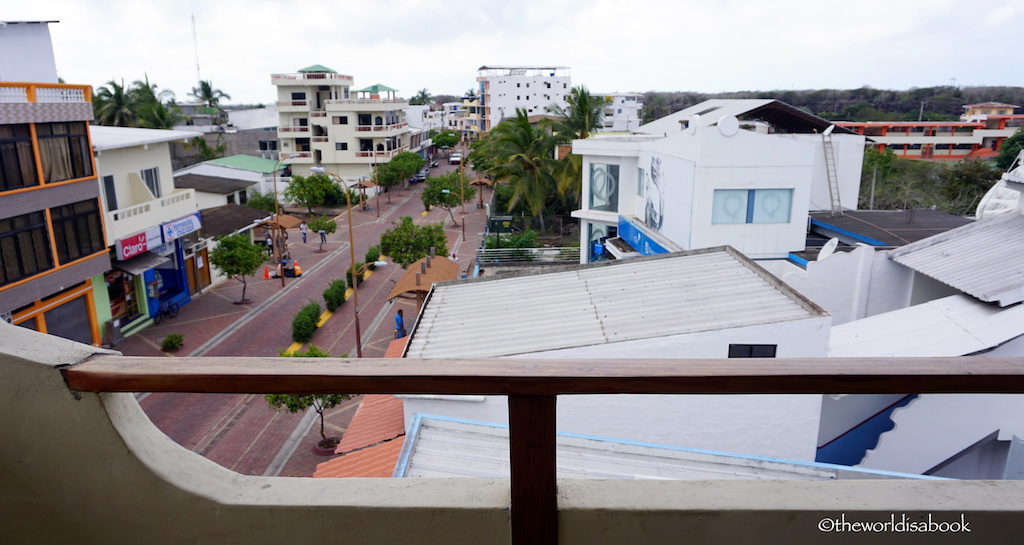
[265,233,273,257]
[319,228,327,244]
[300,221,308,244]
[395,309,406,339]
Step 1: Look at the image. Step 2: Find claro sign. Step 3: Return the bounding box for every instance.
[115,226,162,261]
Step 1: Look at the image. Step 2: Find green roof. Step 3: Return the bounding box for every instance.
[206,155,284,174]
[298,64,336,73]
[355,83,399,94]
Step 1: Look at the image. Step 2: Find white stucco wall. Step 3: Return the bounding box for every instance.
[0,22,58,83]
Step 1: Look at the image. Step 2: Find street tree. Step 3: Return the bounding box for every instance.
[209,233,264,303]
[421,171,475,226]
[390,151,426,179]
[265,345,352,450]
[432,130,459,150]
[378,216,449,268]
[307,215,337,252]
[374,162,402,203]
[284,173,334,214]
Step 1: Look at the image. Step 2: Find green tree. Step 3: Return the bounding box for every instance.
[93,79,137,127]
[547,86,609,142]
[184,134,227,161]
[307,215,336,252]
[936,159,1001,215]
[390,151,426,179]
[130,75,176,109]
[189,79,231,109]
[409,88,432,106]
[374,162,402,203]
[421,171,475,226]
[245,189,277,212]
[378,216,449,268]
[209,233,265,303]
[996,128,1024,170]
[484,108,560,229]
[136,101,185,129]
[432,130,459,149]
[284,173,334,214]
[265,345,352,448]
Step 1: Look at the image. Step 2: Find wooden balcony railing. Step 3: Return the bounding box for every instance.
[62,355,1024,545]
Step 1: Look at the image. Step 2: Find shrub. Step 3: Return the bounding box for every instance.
[346,262,366,287]
[291,302,322,343]
[161,333,184,352]
[364,245,381,268]
[322,279,348,312]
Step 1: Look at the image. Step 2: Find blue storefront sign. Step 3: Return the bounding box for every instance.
[618,216,669,256]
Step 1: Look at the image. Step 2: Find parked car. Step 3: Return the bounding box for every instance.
[410,169,428,184]
[449,153,462,165]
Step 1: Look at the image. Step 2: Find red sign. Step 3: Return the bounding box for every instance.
[115,226,161,260]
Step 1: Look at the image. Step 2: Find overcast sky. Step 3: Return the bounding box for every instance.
[7,0,1024,105]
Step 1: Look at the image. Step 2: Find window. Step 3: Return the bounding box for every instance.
[0,124,37,192]
[0,211,53,287]
[291,92,306,101]
[589,164,619,212]
[51,199,105,264]
[332,116,348,125]
[728,344,777,358]
[712,189,792,224]
[358,114,371,126]
[335,143,348,151]
[36,122,93,183]
[227,194,235,204]
[238,190,248,205]
[258,140,278,151]
[101,175,118,211]
[141,167,160,198]
[637,168,645,197]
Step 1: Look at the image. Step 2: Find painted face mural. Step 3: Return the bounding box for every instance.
[645,156,664,231]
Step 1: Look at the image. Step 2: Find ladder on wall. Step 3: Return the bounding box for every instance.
[822,125,843,216]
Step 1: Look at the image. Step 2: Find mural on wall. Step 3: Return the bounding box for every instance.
[644,156,664,231]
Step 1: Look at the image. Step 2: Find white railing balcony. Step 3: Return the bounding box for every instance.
[271,72,354,85]
[278,126,310,134]
[105,189,197,244]
[275,100,310,111]
[5,322,1024,545]
[0,82,91,103]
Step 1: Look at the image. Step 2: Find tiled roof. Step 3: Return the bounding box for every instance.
[385,337,408,358]
[313,439,405,478]
[334,394,405,454]
[386,256,459,300]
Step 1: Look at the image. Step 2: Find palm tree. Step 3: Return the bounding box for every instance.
[130,75,176,109]
[137,101,185,129]
[93,79,137,127]
[410,88,432,106]
[545,86,611,202]
[546,86,609,142]
[189,80,231,109]
[484,108,559,230]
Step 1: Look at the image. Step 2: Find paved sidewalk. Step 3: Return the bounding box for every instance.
[120,170,492,477]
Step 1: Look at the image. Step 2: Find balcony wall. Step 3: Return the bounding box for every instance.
[105,187,197,245]
[4,324,1024,544]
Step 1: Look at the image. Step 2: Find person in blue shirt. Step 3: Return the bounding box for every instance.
[395,309,406,339]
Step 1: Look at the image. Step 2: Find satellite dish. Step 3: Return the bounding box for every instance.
[817,238,839,261]
[718,115,739,136]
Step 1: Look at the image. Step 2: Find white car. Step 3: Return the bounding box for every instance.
[449,153,462,165]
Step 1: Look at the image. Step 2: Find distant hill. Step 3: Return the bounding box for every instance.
[641,86,1024,123]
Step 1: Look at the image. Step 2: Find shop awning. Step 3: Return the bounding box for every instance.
[113,252,170,275]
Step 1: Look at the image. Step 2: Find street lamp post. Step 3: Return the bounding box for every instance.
[311,165,363,357]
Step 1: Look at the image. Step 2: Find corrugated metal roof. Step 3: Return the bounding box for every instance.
[396,415,938,481]
[889,212,1024,306]
[406,248,824,358]
[829,294,1024,357]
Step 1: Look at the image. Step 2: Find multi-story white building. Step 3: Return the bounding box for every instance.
[475,66,571,132]
[572,99,866,262]
[271,65,414,180]
[597,92,644,132]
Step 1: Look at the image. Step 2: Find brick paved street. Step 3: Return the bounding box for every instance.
[121,152,492,477]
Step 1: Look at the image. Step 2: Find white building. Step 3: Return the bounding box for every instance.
[174,155,287,200]
[271,65,416,180]
[572,99,865,262]
[402,248,831,461]
[476,66,571,132]
[597,92,644,132]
